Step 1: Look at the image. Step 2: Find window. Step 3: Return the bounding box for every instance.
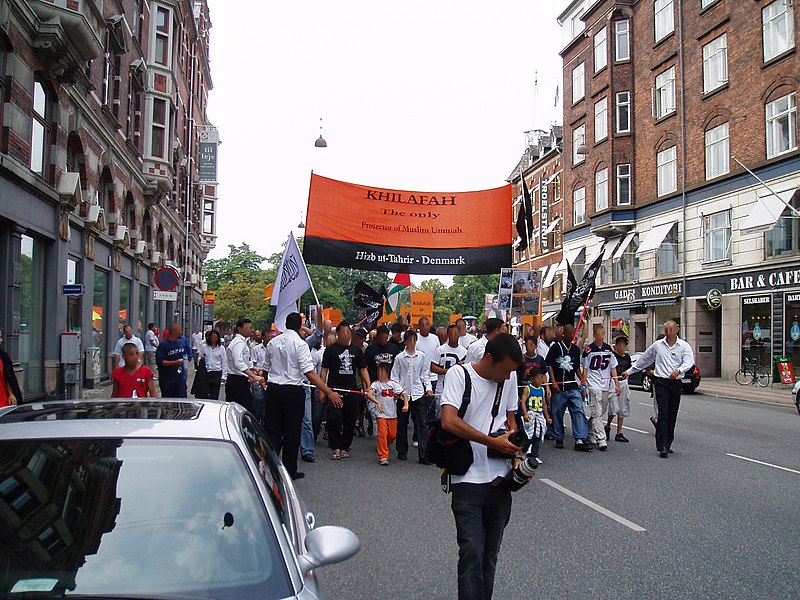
[705,122,730,179]
[654,0,674,42]
[766,92,797,158]
[594,97,608,142]
[20,235,45,397]
[615,91,631,133]
[30,81,49,175]
[615,20,630,61]
[654,66,676,118]
[595,168,609,212]
[154,7,171,66]
[138,284,147,336]
[701,0,719,8]
[572,62,585,103]
[741,296,772,368]
[573,187,586,225]
[572,124,586,165]
[93,268,109,376]
[703,210,731,262]
[203,200,214,234]
[617,164,631,205]
[765,191,800,257]
[656,224,679,275]
[119,278,131,338]
[614,234,639,283]
[151,98,167,159]
[762,0,794,62]
[703,34,728,93]
[657,146,677,196]
[594,27,607,72]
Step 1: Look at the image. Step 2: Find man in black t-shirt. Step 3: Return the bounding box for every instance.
[546,324,590,451]
[364,325,401,383]
[320,322,372,459]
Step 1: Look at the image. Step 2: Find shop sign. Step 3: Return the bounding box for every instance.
[599,282,682,305]
[729,268,800,292]
[706,288,723,309]
[742,296,771,305]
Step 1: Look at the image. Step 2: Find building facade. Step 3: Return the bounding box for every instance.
[0,0,219,399]
[558,0,800,378]
[509,126,564,323]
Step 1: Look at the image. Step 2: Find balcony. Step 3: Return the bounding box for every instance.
[29,0,104,83]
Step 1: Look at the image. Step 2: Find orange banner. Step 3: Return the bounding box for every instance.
[304,174,512,275]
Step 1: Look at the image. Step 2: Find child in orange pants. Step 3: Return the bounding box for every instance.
[370,362,408,465]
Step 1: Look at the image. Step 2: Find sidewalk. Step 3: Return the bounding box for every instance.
[81,368,199,400]
[695,377,796,407]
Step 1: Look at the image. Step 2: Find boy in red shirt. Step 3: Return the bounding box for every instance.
[112,342,157,398]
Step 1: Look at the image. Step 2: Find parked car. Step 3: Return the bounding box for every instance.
[628,352,702,393]
[0,399,359,599]
[793,380,800,415]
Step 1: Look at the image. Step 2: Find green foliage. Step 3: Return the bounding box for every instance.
[447,274,501,318]
[213,272,273,327]
[204,243,268,290]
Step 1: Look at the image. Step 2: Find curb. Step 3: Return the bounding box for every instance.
[695,389,796,409]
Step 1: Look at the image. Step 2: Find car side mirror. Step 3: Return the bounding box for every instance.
[297,525,360,575]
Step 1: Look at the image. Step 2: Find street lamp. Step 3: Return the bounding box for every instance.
[314,117,327,148]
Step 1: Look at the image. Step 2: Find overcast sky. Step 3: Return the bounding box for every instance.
[206,1,564,284]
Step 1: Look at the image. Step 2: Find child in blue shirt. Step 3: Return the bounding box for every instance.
[519,361,551,463]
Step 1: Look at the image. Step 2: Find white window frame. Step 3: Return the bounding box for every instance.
[654,0,675,42]
[615,20,630,61]
[594,97,609,142]
[30,81,48,175]
[703,210,732,263]
[573,124,586,165]
[705,122,730,180]
[153,6,172,67]
[616,91,631,133]
[657,146,677,197]
[762,0,795,62]
[766,92,798,158]
[573,187,586,226]
[616,164,631,205]
[595,168,609,212]
[654,65,676,119]
[701,0,720,8]
[572,62,585,104]
[594,27,608,73]
[150,97,168,159]
[702,34,728,94]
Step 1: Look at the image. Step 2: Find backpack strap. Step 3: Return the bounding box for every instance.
[456,364,472,419]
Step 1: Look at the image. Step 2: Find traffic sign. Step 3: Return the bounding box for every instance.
[203,290,216,304]
[154,267,180,291]
[62,284,84,296]
[153,290,178,301]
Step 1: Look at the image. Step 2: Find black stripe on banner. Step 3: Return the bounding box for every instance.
[303,237,511,275]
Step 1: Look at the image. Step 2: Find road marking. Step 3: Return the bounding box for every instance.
[622,424,650,434]
[539,478,647,532]
[638,402,652,407]
[726,453,800,475]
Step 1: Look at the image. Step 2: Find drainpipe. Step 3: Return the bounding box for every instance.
[181,36,197,333]
[677,0,688,335]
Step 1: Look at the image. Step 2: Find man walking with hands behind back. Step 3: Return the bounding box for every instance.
[621,320,694,458]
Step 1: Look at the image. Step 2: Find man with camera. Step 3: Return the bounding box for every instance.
[440,333,531,600]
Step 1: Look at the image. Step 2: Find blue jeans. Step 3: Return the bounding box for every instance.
[300,386,315,458]
[552,389,588,442]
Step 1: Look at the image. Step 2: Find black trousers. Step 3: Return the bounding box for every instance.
[397,396,427,459]
[451,483,513,600]
[160,379,187,398]
[204,370,223,400]
[653,377,682,451]
[326,392,359,451]
[264,383,305,477]
[225,374,254,413]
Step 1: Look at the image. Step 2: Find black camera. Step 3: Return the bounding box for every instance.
[502,455,538,492]
[486,429,530,460]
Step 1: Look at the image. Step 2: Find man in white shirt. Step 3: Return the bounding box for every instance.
[621,320,695,458]
[440,333,527,599]
[145,322,159,372]
[537,326,553,360]
[191,326,204,367]
[226,318,265,414]
[391,330,433,462]
[456,318,477,349]
[114,325,144,368]
[464,318,507,364]
[264,312,342,480]
[415,317,440,391]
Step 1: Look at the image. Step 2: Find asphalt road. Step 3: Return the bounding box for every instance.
[294,387,800,599]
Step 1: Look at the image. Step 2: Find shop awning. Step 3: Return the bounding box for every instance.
[556,246,585,272]
[597,302,642,311]
[740,189,796,235]
[602,237,621,260]
[644,297,680,307]
[543,217,561,235]
[542,263,560,288]
[540,311,558,322]
[636,222,675,256]
[612,231,637,260]
[586,236,607,263]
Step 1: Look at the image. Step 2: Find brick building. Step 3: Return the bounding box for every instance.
[558,0,800,378]
[508,126,564,324]
[0,0,219,399]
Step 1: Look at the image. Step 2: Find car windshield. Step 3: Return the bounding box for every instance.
[0,438,293,600]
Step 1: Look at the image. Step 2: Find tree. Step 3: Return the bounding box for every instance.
[214,272,273,327]
[448,274,500,319]
[205,243,268,289]
[418,278,455,326]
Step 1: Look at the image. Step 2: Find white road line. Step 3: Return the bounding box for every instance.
[622,424,650,434]
[540,479,647,532]
[638,402,651,407]
[726,453,800,475]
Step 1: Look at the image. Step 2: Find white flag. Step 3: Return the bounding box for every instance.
[271,234,312,332]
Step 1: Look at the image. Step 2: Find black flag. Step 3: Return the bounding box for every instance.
[555,253,603,326]
[354,281,387,330]
[515,174,534,252]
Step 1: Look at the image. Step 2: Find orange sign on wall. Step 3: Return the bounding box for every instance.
[303,174,512,275]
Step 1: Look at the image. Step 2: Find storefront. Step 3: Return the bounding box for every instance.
[741,295,772,369]
[784,292,800,375]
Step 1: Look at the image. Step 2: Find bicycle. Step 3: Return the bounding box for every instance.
[734,356,770,387]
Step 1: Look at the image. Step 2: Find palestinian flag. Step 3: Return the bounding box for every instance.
[386,272,410,314]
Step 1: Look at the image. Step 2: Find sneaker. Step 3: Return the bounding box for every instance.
[301,455,315,463]
[555,440,564,449]
[412,441,419,448]
[615,433,629,443]
[356,425,366,438]
[574,441,592,452]
[291,472,306,480]
[598,443,608,451]
[535,457,543,464]
[379,458,389,466]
